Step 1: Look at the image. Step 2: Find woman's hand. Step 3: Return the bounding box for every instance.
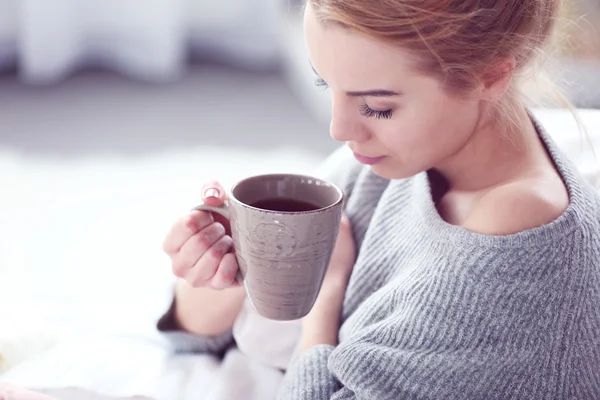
[163,181,239,290]
[299,214,356,354]
[162,181,246,337]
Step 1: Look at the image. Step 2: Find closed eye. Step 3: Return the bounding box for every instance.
[359,104,393,120]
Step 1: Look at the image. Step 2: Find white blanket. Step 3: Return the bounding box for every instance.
[1,109,600,400]
[0,145,320,399]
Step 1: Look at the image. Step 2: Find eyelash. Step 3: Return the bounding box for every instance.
[314,77,393,120]
[359,104,393,120]
[315,77,328,88]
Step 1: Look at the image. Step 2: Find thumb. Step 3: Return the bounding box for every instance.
[202,181,227,207]
[339,213,351,232]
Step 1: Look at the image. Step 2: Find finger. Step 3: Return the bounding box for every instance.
[163,210,215,255]
[171,222,226,278]
[340,213,350,225]
[209,252,239,290]
[201,181,227,207]
[336,214,354,247]
[200,181,233,235]
[339,213,351,233]
[186,235,234,288]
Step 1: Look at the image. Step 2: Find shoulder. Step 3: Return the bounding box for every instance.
[463,176,569,236]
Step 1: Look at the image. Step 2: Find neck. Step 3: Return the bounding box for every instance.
[433,104,539,192]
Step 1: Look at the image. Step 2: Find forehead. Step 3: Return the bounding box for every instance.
[303,4,418,84]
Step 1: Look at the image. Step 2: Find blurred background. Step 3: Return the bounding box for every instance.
[0,0,598,397]
[0,0,598,157]
[0,0,336,156]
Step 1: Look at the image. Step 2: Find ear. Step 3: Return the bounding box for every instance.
[481,56,516,101]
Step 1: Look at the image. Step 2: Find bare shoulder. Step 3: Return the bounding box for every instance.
[462,175,569,236]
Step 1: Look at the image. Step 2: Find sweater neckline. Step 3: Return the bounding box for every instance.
[412,116,586,248]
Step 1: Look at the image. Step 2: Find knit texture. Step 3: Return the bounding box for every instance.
[278,121,600,400]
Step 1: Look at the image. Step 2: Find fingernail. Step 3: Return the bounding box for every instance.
[204,188,220,199]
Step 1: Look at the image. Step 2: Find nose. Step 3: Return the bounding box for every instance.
[329,94,370,143]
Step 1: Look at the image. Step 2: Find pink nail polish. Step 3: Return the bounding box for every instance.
[204,188,220,199]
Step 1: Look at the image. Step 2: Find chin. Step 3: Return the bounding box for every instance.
[369,163,416,180]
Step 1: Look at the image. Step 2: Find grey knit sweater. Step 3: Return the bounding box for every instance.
[159,122,600,399]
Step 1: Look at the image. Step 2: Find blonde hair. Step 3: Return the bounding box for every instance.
[309,0,563,126]
[309,0,598,182]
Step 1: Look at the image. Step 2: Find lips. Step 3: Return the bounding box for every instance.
[353,153,387,165]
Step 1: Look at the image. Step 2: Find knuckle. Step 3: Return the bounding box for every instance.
[182,214,198,232]
[188,236,232,286]
[206,237,230,263]
[171,259,188,277]
[193,257,220,284]
[213,222,226,236]
[162,237,173,254]
[211,267,235,290]
[221,254,239,281]
[221,235,234,251]
[191,265,214,287]
[184,211,213,233]
[216,271,236,288]
[190,277,206,288]
[196,229,214,249]
[197,211,214,228]
[221,267,237,285]
[209,279,226,290]
[196,223,224,249]
[205,247,223,265]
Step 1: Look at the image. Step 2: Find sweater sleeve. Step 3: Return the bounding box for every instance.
[277,345,341,400]
[156,292,234,356]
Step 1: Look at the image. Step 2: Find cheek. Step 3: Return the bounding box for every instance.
[412,96,479,146]
[376,99,478,161]
[374,107,439,153]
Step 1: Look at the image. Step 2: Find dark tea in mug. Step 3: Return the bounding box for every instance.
[250,198,320,213]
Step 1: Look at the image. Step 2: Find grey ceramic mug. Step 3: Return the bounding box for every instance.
[194,174,344,321]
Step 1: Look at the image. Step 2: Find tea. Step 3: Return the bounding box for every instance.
[250,198,320,212]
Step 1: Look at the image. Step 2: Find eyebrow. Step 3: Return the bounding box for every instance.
[346,89,402,97]
[310,62,402,98]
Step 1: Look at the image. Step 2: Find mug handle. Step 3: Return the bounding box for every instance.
[192,203,244,285]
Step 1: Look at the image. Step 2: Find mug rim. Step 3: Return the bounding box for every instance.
[229,173,344,214]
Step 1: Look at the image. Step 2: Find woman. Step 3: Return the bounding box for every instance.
[161,0,600,398]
